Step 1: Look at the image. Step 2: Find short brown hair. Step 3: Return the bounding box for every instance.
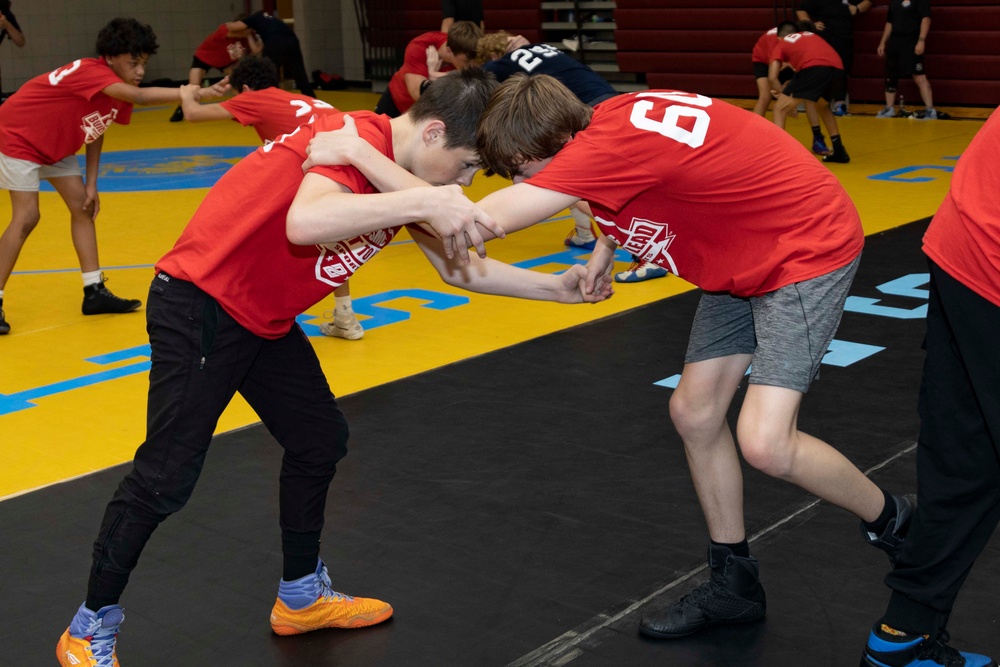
[477,74,592,180]
[475,31,512,65]
[447,20,484,59]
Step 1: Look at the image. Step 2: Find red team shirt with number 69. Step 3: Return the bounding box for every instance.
[525,90,863,297]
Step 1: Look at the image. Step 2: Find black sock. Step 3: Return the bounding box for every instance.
[862,489,897,535]
[811,125,824,140]
[282,530,322,581]
[712,538,750,559]
[831,134,843,148]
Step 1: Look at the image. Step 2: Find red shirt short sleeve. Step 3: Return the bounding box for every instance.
[752,28,779,64]
[194,24,250,69]
[0,58,133,164]
[387,32,451,114]
[770,31,844,71]
[220,87,338,142]
[923,108,1000,306]
[155,112,401,338]
[526,91,863,297]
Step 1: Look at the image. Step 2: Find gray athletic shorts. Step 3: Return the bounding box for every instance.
[0,152,81,191]
[684,255,861,394]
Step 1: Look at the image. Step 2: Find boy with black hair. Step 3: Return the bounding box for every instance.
[55,68,610,666]
[0,17,228,335]
[179,55,364,340]
[374,20,482,118]
[769,20,851,163]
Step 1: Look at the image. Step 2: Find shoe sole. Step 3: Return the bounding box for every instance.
[320,324,364,340]
[639,612,765,640]
[271,606,394,635]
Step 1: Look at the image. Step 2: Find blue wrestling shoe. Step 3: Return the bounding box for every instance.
[861,624,997,667]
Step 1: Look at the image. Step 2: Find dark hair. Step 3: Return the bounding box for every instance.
[95,17,159,57]
[776,21,799,38]
[408,67,498,150]
[797,19,818,33]
[229,56,280,91]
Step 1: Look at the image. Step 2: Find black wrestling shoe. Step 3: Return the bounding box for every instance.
[82,275,142,315]
[862,494,917,565]
[639,544,766,639]
[169,105,184,122]
[824,148,851,163]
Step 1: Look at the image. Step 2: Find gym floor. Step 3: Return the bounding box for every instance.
[1,92,995,665]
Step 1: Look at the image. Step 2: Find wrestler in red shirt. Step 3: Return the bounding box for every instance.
[468,75,911,641]
[178,55,368,339]
[373,21,482,117]
[768,21,850,162]
[0,18,227,335]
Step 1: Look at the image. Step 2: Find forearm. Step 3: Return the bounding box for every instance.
[84,137,103,185]
[477,184,584,239]
[343,140,429,193]
[919,17,930,41]
[6,27,25,47]
[288,178,444,245]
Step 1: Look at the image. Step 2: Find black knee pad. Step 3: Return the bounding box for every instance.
[884,80,898,93]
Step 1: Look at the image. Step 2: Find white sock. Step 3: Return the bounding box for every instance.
[335,296,353,318]
[82,270,103,287]
[570,207,595,240]
[0,289,5,300]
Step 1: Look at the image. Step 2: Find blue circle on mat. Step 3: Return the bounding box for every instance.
[39,146,257,192]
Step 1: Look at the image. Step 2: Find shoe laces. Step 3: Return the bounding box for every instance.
[82,614,121,667]
[918,631,966,666]
[316,564,354,604]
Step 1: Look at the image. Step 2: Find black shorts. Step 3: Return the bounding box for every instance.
[784,65,842,102]
[886,36,927,79]
[753,62,794,84]
[190,55,226,73]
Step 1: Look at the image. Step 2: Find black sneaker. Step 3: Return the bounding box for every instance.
[82,277,142,315]
[0,307,9,334]
[861,624,997,667]
[169,105,184,122]
[639,545,766,639]
[824,148,851,163]
[861,494,916,564]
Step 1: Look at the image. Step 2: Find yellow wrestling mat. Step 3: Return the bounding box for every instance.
[0,90,988,499]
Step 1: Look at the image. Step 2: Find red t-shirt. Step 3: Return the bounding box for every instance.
[770,31,844,70]
[387,32,452,114]
[194,24,249,69]
[525,91,863,297]
[0,58,133,165]
[923,108,1000,307]
[752,28,779,64]
[156,111,401,338]
[220,87,338,142]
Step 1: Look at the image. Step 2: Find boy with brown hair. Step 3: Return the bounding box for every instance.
[471,74,910,640]
[374,20,482,117]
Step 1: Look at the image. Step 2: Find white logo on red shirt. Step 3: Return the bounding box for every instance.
[80,108,119,144]
[314,229,392,287]
[227,42,247,60]
[603,215,679,275]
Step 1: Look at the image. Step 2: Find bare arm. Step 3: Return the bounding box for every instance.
[83,136,103,220]
[287,172,498,263]
[476,182,585,238]
[878,21,892,56]
[403,71,429,102]
[103,78,230,106]
[0,12,24,47]
[915,16,930,55]
[412,227,612,304]
[179,84,235,122]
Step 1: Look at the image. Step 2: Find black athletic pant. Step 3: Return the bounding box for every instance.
[263,36,316,97]
[883,261,1000,635]
[87,274,348,609]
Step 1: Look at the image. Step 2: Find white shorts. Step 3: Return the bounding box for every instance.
[0,152,82,192]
